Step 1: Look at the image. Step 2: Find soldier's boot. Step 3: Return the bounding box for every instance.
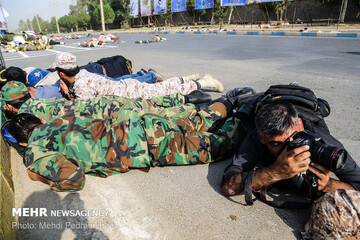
[226,87,256,99]
[226,87,258,108]
[181,73,200,83]
[148,69,165,82]
[184,89,212,104]
[197,74,224,93]
[232,93,263,116]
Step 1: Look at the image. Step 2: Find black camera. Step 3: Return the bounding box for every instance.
[287,130,347,171]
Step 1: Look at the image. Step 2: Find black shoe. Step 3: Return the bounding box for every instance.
[140,68,148,74]
[185,90,212,104]
[235,94,263,116]
[226,87,256,99]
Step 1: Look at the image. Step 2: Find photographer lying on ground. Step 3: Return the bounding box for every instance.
[221,92,360,238]
[222,101,360,197]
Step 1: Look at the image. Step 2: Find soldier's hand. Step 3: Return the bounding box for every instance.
[59,79,69,94]
[26,169,50,184]
[269,145,311,180]
[307,162,331,191]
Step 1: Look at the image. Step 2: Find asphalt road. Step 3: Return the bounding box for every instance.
[7,33,360,240]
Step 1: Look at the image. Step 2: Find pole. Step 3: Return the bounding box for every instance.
[29,19,34,31]
[52,0,60,34]
[35,14,42,32]
[100,0,106,32]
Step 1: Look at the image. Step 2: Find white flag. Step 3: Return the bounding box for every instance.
[1,6,9,18]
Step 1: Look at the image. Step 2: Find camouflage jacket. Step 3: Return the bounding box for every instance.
[24,112,151,192]
[24,102,241,192]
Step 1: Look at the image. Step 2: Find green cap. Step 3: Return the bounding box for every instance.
[1,81,29,102]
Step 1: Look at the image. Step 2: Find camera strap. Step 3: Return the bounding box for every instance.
[309,174,319,201]
[245,169,255,205]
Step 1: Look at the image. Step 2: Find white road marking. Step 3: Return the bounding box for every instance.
[45,49,63,53]
[17,52,29,58]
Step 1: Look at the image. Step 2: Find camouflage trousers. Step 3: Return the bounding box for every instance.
[131,102,243,168]
[109,93,197,121]
[19,93,198,122]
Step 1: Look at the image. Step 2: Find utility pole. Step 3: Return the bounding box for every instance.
[52,0,60,34]
[35,14,42,32]
[100,0,106,32]
[29,19,34,31]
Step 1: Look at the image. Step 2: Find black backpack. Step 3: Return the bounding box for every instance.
[255,84,331,133]
[96,55,133,78]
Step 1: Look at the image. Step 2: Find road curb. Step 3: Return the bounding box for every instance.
[118,30,359,38]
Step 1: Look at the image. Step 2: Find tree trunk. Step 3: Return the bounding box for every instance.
[76,24,79,32]
[339,0,348,22]
[228,6,233,24]
[357,0,360,18]
[211,8,214,25]
[284,0,288,23]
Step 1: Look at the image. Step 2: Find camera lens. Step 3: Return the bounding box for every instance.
[311,144,347,171]
[330,148,347,171]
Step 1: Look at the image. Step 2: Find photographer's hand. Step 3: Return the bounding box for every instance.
[307,162,355,192]
[307,162,330,191]
[270,145,311,180]
[221,173,244,196]
[252,145,311,191]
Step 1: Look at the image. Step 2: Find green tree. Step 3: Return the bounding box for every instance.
[58,15,77,32]
[77,12,91,30]
[158,0,173,26]
[270,1,288,22]
[93,3,116,26]
[18,20,27,31]
[187,0,206,23]
[110,0,131,28]
[77,0,101,12]
[213,0,228,27]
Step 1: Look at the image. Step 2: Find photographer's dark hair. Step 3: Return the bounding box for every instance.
[4,67,27,83]
[255,101,299,137]
[56,66,80,77]
[8,113,42,143]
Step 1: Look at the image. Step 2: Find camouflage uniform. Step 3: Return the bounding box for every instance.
[24,102,243,191]
[305,189,360,239]
[73,69,198,101]
[18,93,197,122]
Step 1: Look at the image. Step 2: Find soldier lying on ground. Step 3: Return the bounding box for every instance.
[54,52,224,101]
[0,56,164,88]
[8,97,249,192]
[1,81,214,120]
[135,35,167,44]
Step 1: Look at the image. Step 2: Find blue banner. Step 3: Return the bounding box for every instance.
[221,0,246,6]
[171,0,186,12]
[195,0,213,10]
[130,0,139,16]
[154,0,167,15]
[247,0,283,3]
